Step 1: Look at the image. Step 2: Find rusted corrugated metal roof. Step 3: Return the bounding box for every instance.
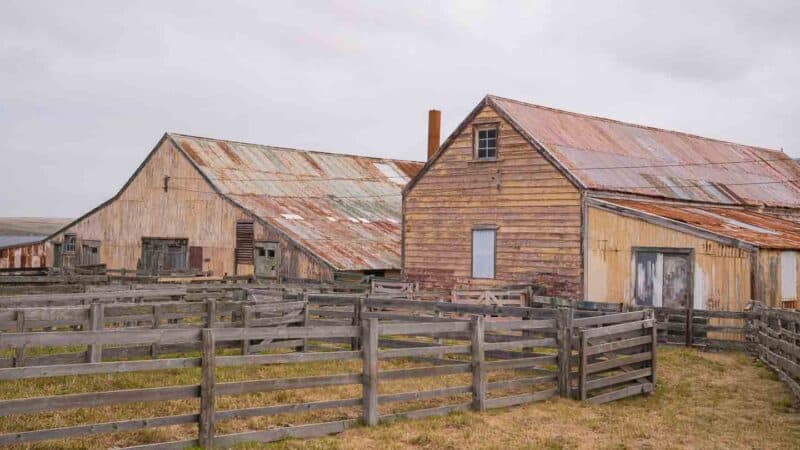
[602,198,800,249]
[490,96,800,208]
[169,133,423,271]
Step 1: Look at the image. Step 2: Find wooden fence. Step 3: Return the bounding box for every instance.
[754,305,800,399]
[0,311,573,448]
[574,310,657,403]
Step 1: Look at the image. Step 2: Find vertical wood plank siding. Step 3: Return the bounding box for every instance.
[586,206,752,311]
[42,140,332,281]
[404,105,582,297]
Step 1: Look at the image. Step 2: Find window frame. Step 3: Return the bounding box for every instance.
[472,122,500,161]
[63,234,77,254]
[471,225,498,279]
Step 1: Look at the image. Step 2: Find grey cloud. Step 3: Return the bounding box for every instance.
[0,0,798,216]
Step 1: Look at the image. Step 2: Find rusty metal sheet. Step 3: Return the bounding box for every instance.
[607,199,800,249]
[491,96,800,208]
[170,134,423,271]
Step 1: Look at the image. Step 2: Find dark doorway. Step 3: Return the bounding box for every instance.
[140,238,188,275]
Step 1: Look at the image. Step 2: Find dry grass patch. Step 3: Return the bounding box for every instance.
[238,347,799,450]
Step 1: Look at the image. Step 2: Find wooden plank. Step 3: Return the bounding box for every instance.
[215,398,361,421]
[378,363,472,381]
[483,338,556,351]
[217,351,360,367]
[13,311,24,368]
[484,388,557,409]
[199,329,215,448]
[0,328,202,349]
[586,352,652,375]
[557,308,573,398]
[484,319,556,331]
[379,321,470,335]
[88,303,104,363]
[581,319,654,339]
[486,375,558,390]
[216,373,362,396]
[378,385,471,404]
[485,355,558,371]
[585,368,653,391]
[212,419,358,448]
[584,335,653,357]
[378,344,471,359]
[212,326,359,342]
[586,382,653,404]
[573,311,647,328]
[0,357,201,380]
[579,332,588,401]
[362,317,378,426]
[0,385,199,415]
[471,315,486,412]
[0,414,197,445]
[379,402,471,423]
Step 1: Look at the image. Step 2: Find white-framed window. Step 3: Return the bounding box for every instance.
[63,234,76,253]
[474,124,498,160]
[471,227,496,278]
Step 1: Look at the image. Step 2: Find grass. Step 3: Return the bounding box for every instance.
[0,346,797,449]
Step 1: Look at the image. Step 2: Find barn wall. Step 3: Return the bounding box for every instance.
[0,242,49,269]
[44,139,333,281]
[757,249,800,308]
[403,105,583,297]
[254,224,334,282]
[586,206,752,311]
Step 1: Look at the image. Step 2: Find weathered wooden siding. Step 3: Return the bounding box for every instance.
[253,225,333,282]
[586,206,752,311]
[403,105,582,297]
[757,249,800,308]
[0,242,48,269]
[43,139,332,281]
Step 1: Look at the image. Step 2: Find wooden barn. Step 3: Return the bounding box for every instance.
[403,95,800,310]
[1,133,422,281]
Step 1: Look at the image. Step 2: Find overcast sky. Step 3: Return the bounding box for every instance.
[1,1,798,217]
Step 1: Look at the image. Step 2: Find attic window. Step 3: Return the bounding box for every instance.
[474,124,498,160]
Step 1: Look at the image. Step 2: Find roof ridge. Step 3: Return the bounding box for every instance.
[487,94,784,155]
[167,132,424,165]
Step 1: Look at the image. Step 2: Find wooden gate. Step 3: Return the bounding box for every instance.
[575,310,657,403]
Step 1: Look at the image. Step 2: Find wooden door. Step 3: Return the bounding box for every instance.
[189,246,203,272]
[254,241,279,278]
[634,249,692,308]
[662,254,691,308]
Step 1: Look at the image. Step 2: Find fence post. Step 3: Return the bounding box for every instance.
[206,299,217,328]
[88,303,104,363]
[352,296,364,351]
[685,307,694,347]
[199,328,216,449]
[649,309,657,394]
[301,293,310,352]
[241,304,251,356]
[578,329,587,401]
[362,317,378,426]
[557,307,574,398]
[470,315,486,411]
[14,311,25,367]
[151,304,162,359]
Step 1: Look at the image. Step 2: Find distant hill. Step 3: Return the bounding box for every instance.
[0,217,72,236]
[0,218,72,248]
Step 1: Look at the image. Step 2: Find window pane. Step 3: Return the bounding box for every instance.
[472,229,495,278]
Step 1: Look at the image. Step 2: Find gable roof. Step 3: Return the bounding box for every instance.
[168,133,423,271]
[592,198,800,250]
[488,96,800,208]
[408,95,800,209]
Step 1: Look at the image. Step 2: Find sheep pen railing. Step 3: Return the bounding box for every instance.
[0,293,655,449]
